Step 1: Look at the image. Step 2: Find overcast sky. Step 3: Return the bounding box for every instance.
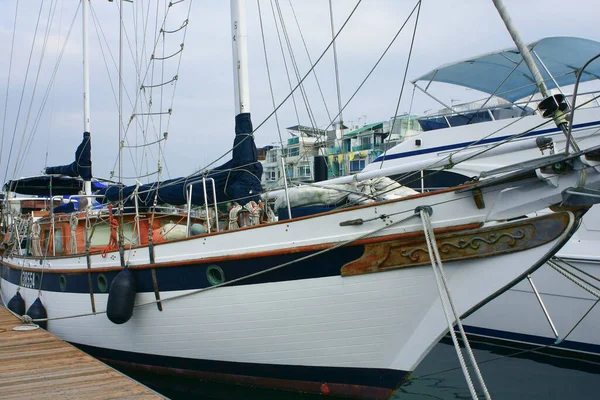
[0,0,598,185]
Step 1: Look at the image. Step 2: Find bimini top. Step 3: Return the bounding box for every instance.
[412,36,600,103]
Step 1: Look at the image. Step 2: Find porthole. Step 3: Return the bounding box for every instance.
[97,274,108,293]
[206,265,225,286]
[59,275,67,292]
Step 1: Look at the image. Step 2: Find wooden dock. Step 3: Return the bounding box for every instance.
[0,306,165,399]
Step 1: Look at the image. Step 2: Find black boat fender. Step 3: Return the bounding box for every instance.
[26,297,48,330]
[106,265,137,324]
[7,291,25,316]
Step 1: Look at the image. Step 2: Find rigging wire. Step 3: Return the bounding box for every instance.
[268,0,301,126]
[288,0,332,124]
[273,0,421,185]
[17,0,68,176]
[157,0,195,181]
[256,1,286,152]
[191,0,365,180]
[0,0,20,177]
[108,0,192,185]
[10,2,81,180]
[3,1,46,185]
[273,0,318,131]
[103,0,365,198]
[328,0,344,129]
[320,1,421,135]
[89,2,142,181]
[88,0,184,183]
[88,1,161,178]
[378,0,421,169]
[13,0,61,180]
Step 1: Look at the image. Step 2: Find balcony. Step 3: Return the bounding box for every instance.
[351,143,374,152]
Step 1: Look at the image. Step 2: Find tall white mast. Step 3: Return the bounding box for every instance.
[82,0,92,196]
[231,0,250,116]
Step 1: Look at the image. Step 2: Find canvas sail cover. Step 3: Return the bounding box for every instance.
[45,131,92,180]
[101,113,263,206]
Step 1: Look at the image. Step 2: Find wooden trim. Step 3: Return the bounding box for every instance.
[341,212,571,277]
[1,222,482,274]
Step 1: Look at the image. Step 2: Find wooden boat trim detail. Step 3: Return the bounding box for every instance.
[341,212,570,276]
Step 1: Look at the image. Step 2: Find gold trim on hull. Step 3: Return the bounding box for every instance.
[341,212,570,277]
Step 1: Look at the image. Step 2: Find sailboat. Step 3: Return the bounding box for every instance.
[1,1,600,398]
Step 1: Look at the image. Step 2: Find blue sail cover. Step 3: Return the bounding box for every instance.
[413,37,600,102]
[101,113,263,206]
[4,175,105,196]
[45,131,92,180]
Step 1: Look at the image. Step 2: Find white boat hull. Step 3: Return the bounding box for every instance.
[0,219,573,398]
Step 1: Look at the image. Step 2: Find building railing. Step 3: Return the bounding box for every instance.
[352,143,374,151]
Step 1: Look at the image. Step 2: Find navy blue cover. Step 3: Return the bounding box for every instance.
[101,113,263,206]
[45,131,92,180]
[3,175,105,196]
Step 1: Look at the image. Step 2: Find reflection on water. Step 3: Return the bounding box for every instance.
[394,337,600,399]
[117,337,600,400]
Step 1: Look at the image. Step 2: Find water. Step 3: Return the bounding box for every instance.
[395,337,600,399]
[120,337,600,399]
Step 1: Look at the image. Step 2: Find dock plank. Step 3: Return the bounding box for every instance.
[0,306,165,399]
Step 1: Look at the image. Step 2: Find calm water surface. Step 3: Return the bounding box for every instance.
[121,337,600,399]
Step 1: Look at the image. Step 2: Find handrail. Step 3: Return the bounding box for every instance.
[203,177,219,233]
[185,177,219,237]
[421,89,600,121]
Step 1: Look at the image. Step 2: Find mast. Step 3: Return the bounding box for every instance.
[328,0,344,135]
[82,0,92,197]
[231,0,250,116]
[491,0,576,150]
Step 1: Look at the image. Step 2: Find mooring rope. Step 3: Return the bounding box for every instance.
[419,208,491,400]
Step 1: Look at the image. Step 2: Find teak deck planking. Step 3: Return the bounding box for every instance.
[0,306,164,399]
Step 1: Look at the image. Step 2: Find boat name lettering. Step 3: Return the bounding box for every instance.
[21,271,37,289]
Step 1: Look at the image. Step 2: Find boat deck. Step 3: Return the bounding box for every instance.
[0,306,164,399]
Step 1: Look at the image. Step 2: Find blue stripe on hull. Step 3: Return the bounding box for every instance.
[462,325,600,357]
[0,245,365,294]
[73,342,408,399]
[372,120,600,163]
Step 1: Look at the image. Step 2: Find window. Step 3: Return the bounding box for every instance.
[287,147,300,157]
[42,228,63,255]
[350,159,366,173]
[287,166,294,178]
[419,117,449,131]
[54,228,63,253]
[297,165,311,177]
[42,229,51,252]
[344,139,351,152]
[267,169,277,181]
[447,111,492,127]
[267,150,279,163]
[360,136,372,149]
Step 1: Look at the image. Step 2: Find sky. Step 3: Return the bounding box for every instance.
[0,0,598,185]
